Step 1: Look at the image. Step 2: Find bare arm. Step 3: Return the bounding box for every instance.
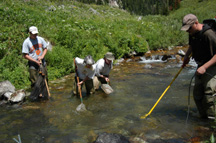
[23,53,40,66]
[78,76,90,85]
[197,55,216,74]
[38,48,47,61]
[197,30,216,74]
[182,46,192,67]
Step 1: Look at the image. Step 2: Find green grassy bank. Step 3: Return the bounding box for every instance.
[0,0,216,89]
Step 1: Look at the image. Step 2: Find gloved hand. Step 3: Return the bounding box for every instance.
[182,56,190,68]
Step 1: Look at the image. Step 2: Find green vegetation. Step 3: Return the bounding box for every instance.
[0,0,216,89]
[77,0,180,15]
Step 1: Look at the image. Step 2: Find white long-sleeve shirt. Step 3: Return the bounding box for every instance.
[75,57,96,80]
[95,58,113,77]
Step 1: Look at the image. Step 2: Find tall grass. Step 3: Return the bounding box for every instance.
[0,0,216,89]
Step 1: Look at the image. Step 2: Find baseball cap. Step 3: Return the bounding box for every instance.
[181,14,198,31]
[29,26,39,34]
[104,52,115,61]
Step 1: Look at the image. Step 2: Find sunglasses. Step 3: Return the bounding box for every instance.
[187,23,194,32]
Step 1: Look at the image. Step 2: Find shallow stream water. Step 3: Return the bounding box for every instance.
[0,52,215,143]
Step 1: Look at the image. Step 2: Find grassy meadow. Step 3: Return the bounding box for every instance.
[0,0,216,89]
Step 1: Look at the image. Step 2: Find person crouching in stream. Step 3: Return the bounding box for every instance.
[94,52,115,91]
[73,55,96,97]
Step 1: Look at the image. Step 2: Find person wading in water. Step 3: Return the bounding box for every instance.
[182,14,216,119]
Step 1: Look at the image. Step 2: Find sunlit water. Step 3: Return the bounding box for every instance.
[0,56,215,143]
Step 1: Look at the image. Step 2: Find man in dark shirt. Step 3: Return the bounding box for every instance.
[182,14,216,119]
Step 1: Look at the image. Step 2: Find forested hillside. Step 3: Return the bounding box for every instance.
[0,0,216,89]
[77,0,180,15]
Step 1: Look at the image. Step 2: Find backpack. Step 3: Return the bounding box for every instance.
[203,17,216,32]
[191,17,216,63]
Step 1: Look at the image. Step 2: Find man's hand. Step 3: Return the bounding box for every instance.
[37,56,44,62]
[77,81,84,86]
[105,77,110,82]
[36,60,41,66]
[196,66,206,75]
[182,56,190,67]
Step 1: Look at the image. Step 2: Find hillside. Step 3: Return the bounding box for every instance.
[0,0,216,89]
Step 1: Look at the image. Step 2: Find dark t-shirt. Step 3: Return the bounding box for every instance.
[190,24,216,66]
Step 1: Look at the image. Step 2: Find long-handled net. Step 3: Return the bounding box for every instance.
[74,59,87,112]
[28,64,49,101]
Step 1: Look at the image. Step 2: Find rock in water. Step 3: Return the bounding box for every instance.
[9,89,26,103]
[0,80,15,98]
[94,132,130,143]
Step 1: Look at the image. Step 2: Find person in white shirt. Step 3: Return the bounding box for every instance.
[74,55,96,96]
[22,26,48,88]
[95,52,115,88]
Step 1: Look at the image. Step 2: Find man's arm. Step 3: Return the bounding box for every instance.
[23,53,40,66]
[78,76,90,85]
[182,46,192,67]
[197,30,216,74]
[38,48,47,61]
[197,55,216,74]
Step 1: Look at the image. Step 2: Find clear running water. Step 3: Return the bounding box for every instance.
[0,53,214,143]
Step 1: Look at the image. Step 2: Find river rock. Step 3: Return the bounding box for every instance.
[9,89,26,103]
[3,92,13,99]
[144,51,152,59]
[175,55,183,63]
[0,80,15,98]
[177,49,185,56]
[94,132,130,143]
[161,55,172,61]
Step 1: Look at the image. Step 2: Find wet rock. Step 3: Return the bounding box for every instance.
[126,59,132,62]
[0,80,15,98]
[3,92,13,100]
[146,138,185,143]
[144,64,152,69]
[161,55,172,61]
[115,58,125,65]
[130,137,146,143]
[175,55,183,63]
[177,49,185,56]
[94,132,130,143]
[144,51,152,59]
[9,89,26,103]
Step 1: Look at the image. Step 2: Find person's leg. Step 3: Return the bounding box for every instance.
[73,76,83,98]
[204,66,216,117]
[85,79,95,96]
[93,76,100,90]
[29,69,39,89]
[194,75,208,118]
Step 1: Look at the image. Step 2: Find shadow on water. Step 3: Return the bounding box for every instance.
[0,55,215,142]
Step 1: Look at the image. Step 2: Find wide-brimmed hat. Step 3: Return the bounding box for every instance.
[181,14,198,31]
[29,26,39,34]
[104,52,115,61]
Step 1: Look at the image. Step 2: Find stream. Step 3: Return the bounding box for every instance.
[0,50,215,143]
